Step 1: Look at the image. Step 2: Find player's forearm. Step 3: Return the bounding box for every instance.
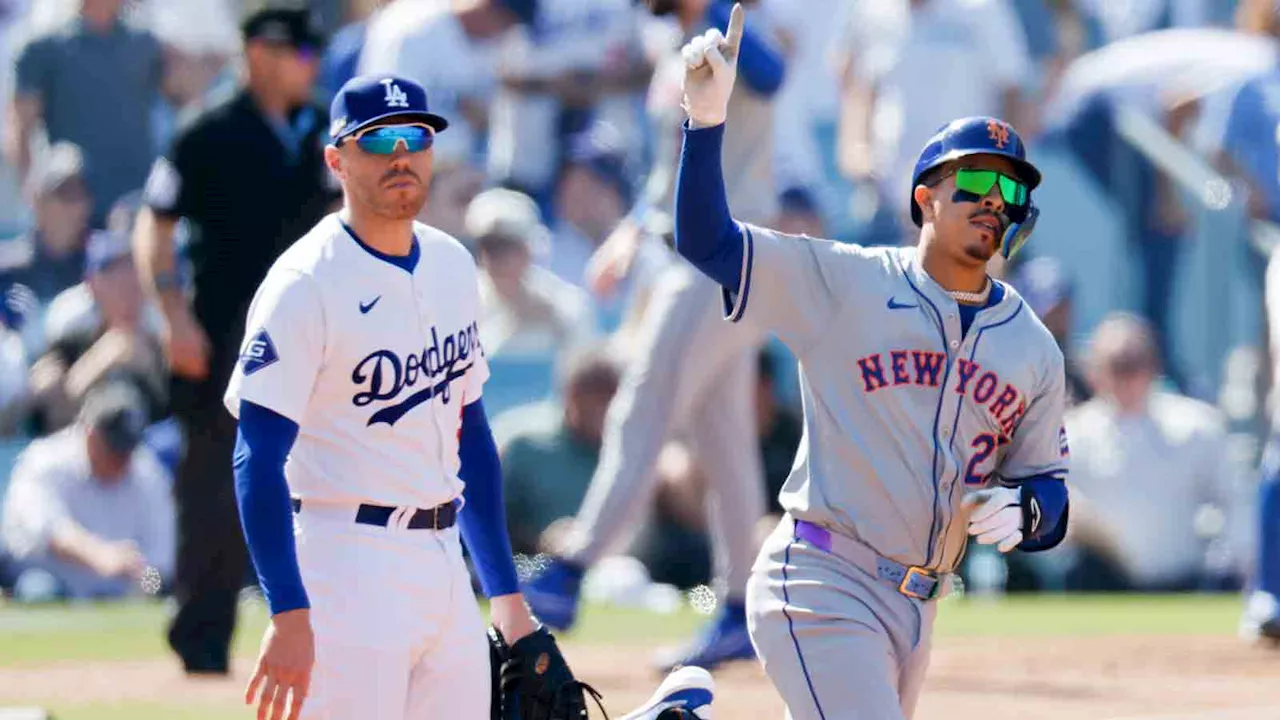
[131,209,187,316]
[457,398,520,597]
[233,400,310,615]
[674,122,745,289]
[47,520,116,576]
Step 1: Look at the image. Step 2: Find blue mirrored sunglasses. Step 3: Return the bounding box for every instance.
[348,123,435,155]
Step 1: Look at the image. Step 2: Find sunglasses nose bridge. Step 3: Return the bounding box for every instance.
[980,186,1004,211]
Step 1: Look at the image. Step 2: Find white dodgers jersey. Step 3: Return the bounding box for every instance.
[224,214,489,508]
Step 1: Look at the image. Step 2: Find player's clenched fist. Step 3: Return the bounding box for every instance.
[962,486,1027,553]
[681,2,744,128]
[245,608,314,720]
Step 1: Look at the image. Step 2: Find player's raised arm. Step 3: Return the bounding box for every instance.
[673,4,877,354]
[672,3,748,289]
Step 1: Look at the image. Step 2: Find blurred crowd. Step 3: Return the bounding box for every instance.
[0,0,1275,635]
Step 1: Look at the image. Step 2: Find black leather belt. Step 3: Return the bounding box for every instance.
[291,498,459,530]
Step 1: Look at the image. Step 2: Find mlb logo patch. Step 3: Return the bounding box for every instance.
[1058,425,1070,459]
[240,329,279,376]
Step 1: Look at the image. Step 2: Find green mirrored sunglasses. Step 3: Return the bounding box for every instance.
[952,168,1029,208]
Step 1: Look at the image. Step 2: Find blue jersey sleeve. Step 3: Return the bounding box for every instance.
[457,397,520,597]
[233,401,308,615]
[675,122,746,289]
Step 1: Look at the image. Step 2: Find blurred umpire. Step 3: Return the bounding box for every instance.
[132,1,336,675]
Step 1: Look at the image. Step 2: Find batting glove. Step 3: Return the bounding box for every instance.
[962,485,1028,553]
[680,3,745,129]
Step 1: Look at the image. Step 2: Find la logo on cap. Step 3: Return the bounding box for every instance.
[381,79,409,109]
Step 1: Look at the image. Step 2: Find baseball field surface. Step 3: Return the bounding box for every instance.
[0,594,1276,719]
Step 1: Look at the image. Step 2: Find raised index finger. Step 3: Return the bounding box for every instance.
[723,3,745,56]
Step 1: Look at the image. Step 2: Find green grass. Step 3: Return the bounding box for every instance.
[0,593,1246,666]
[0,594,1250,719]
[0,600,270,666]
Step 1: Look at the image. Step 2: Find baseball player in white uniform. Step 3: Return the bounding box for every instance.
[669,6,1071,718]
[224,72,717,720]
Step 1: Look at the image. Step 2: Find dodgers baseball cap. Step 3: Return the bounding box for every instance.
[80,382,148,456]
[329,74,450,144]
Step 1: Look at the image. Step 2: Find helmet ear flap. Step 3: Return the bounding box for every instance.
[1000,205,1038,260]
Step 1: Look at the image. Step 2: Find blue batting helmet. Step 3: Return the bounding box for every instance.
[908,116,1041,228]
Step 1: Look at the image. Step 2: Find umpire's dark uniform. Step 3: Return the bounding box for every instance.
[141,6,336,674]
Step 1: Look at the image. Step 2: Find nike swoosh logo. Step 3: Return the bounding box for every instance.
[360,296,381,314]
[887,297,917,310]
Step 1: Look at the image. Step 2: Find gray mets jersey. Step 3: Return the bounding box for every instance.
[726,225,1069,572]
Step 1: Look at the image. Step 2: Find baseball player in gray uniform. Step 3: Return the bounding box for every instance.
[521,0,786,672]
[670,6,1071,718]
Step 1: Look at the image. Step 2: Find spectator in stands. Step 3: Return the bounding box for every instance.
[487,0,651,205]
[499,345,621,555]
[27,229,165,436]
[583,0,783,333]
[0,382,173,602]
[760,0,854,240]
[550,123,669,332]
[358,0,534,168]
[7,0,171,228]
[1061,313,1238,592]
[0,141,91,306]
[140,0,240,155]
[317,0,389,106]
[836,0,1034,247]
[773,186,825,239]
[466,187,598,359]
[1007,255,1090,406]
[421,157,486,246]
[133,1,332,676]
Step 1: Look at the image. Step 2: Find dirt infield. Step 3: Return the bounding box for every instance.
[1,634,1277,718]
[572,634,1280,719]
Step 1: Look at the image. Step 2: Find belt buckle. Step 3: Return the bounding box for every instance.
[898,566,938,600]
[432,506,443,531]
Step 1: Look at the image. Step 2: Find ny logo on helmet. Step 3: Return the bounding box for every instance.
[381,79,409,109]
[987,120,1010,149]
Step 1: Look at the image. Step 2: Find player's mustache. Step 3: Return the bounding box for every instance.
[381,169,420,186]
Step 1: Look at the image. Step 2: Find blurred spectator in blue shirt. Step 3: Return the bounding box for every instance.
[7,0,171,228]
